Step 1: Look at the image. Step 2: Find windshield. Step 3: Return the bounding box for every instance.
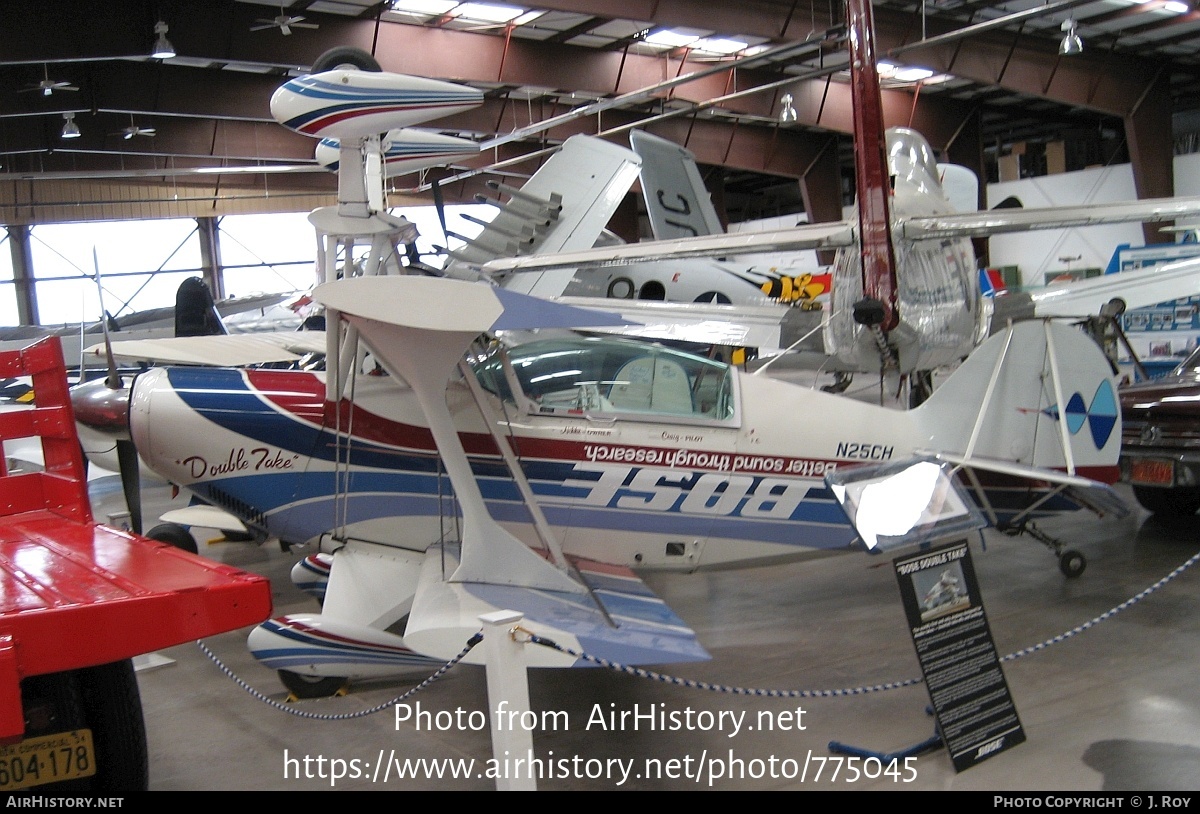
[472,336,736,422]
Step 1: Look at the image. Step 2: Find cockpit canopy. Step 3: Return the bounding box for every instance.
[887,126,943,199]
[472,335,737,423]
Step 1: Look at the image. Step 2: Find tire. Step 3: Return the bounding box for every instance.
[1059,550,1086,579]
[1132,484,1200,516]
[311,47,381,73]
[606,277,634,299]
[77,660,149,792]
[18,671,87,790]
[15,660,148,792]
[145,522,199,555]
[278,670,349,700]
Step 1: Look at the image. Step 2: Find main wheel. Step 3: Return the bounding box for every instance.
[1132,484,1200,516]
[145,522,198,555]
[311,47,381,73]
[278,670,349,700]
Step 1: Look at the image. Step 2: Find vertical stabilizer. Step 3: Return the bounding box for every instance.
[914,320,1121,476]
[629,130,724,240]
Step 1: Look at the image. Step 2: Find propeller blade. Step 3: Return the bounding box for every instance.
[116,439,142,535]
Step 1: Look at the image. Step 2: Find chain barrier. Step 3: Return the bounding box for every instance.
[199,548,1198,714]
[195,633,481,720]
[526,547,1200,697]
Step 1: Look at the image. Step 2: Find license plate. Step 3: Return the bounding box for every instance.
[0,729,95,791]
[1129,459,1175,486]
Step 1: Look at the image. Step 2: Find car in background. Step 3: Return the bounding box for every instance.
[1120,346,1200,515]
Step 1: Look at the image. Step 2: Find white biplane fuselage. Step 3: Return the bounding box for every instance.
[129,312,1118,573]
[122,275,1124,680]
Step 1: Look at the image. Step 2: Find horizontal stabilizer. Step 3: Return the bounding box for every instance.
[929,451,1130,519]
[404,546,710,667]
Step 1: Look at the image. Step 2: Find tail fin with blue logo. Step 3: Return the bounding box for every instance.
[910,318,1127,560]
[915,318,1120,476]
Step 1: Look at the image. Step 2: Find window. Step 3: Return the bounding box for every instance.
[474,336,737,423]
[217,213,318,298]
[28,219,202,326]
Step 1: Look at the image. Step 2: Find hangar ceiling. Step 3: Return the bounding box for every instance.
[0,0,1197,225]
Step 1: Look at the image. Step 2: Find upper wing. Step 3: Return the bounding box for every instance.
[900,195,1200,240]
[553,295,796,350]
[83,331,327,367]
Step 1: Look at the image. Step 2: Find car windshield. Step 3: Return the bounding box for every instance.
[472,336,736,422]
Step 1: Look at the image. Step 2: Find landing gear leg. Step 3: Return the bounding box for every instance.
[999,520,1086,578]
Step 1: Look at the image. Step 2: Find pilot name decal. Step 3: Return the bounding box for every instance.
[178,447,299,478]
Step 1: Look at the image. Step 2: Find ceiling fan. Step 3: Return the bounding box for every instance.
[21,64,78,97]
[251,5,319,35]
[115,116,156,140]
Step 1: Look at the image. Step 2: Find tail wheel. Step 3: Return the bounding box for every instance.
[278,670,349,700]
[1059,550,1086,579]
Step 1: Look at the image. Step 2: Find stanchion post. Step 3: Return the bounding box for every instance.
[480,609,537,791]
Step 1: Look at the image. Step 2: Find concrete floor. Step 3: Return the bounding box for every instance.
[99,475,1200,791]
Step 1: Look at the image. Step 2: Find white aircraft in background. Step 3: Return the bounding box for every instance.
[481,129,1200,401]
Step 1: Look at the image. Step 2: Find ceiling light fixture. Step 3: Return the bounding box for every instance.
[61,113,81,140]
[1059,18,1083,56]
[779,93,798,123]
[152,20,176,59]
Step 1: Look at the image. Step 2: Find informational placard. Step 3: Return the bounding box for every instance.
[893,539,1026,772]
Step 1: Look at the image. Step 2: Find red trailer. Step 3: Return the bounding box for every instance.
[0,336,272,792]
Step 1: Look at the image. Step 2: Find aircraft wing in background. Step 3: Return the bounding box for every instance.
[1025,255,1200,318]
[445,134,644,281]
[481,220,857,275]
[83,331,327,367]
[554,296,819,355]
[900,195,1200,240]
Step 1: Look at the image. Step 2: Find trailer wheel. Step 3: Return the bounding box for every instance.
[311,47,381,73]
